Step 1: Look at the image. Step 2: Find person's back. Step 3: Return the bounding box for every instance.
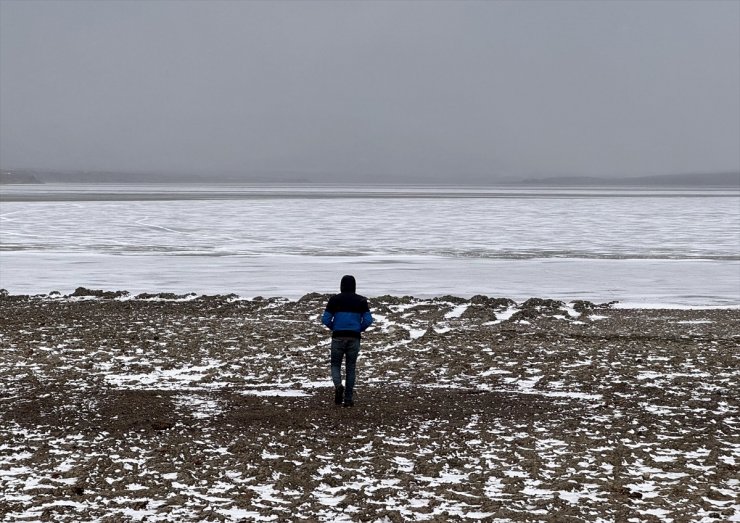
[321,275,372,407]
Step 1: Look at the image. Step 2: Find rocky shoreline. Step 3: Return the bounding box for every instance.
[1,290,738,521]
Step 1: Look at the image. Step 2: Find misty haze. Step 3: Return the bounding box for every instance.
[1,0,738,183]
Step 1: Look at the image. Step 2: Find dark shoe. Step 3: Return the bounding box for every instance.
[334,385,344,405]
[343,399,354,408]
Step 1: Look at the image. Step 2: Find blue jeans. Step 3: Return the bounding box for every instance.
[330,337,361,402]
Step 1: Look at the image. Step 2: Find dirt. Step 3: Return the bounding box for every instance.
[0,292,738,522]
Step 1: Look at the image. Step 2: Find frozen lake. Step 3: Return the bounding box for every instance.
[1,184,739,306]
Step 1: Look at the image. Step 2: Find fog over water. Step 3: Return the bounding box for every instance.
[1,0,738,182]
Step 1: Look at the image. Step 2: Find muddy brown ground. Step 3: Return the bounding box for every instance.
[1,292,738,522]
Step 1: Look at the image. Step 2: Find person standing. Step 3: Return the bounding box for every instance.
[321,275,373,407]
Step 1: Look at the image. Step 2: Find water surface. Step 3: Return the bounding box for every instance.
[1,184,738,306]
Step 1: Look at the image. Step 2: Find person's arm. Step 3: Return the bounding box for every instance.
[360,301,373,331]
[360,311,373,331]
[322,306,334,330]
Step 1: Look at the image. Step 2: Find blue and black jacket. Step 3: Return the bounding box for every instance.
[322,275,373,339]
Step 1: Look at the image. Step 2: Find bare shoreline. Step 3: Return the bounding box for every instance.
[2,288,739,310]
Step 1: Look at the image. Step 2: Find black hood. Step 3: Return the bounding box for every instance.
[340,275,356,293]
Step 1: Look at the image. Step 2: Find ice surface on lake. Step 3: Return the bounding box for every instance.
[1,184,739,306]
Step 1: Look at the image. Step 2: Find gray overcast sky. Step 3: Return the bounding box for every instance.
[1,0,738,182]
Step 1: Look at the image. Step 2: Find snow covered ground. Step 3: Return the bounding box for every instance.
[1,292,738,521]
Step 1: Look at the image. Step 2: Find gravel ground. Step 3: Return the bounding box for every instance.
[1,290,738,522]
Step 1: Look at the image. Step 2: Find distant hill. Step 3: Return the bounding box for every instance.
[0,171,42,184]
[519,172,740,188]
[2,168,739,187]
[0,169,163,184]
[0,169,313,184]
